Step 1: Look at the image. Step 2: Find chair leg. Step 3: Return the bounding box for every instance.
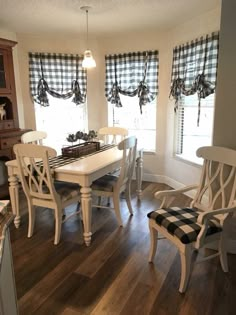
[54,206,62,245]
[27,200,35,238]
[125,183,133,215]
[179,245,192,293]
[148,222,158,262]
[113,192,123,226]
[219,233,228,272]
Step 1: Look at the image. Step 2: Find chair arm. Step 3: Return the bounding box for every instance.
[195,204,236,249]
[197,205,236,225]
[154,184,198,208]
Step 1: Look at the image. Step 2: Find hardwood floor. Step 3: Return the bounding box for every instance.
[9,182,236,315]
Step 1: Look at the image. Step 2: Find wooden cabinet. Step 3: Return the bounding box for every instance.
[0,38,30,198]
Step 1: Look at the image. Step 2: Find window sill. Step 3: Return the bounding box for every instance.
[174,154,203,168]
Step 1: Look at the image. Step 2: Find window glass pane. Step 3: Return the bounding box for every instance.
[175,93,214,164]
[108,94,156,151]
[35,93,87,154]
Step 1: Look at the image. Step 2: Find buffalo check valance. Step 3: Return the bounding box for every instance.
[105,50,159,113]
[169,32,219,125]
[29,52,87,106]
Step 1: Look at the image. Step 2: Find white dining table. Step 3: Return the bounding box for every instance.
[6,146,143,246]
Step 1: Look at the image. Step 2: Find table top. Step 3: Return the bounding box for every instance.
[6,146,123,175]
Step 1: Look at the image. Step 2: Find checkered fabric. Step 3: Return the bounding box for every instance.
[35,144,115,170]
[105,50,159,113]
[147,207,222,244]
[169,32,219,123]
[29,52,87,106]
[54,181,81,202]
[91,174,118,192]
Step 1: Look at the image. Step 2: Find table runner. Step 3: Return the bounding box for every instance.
[40,144,115,169]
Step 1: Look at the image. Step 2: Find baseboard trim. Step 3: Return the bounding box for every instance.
[143,173,196,199]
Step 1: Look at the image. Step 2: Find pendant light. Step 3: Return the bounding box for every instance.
[81,6,96,69]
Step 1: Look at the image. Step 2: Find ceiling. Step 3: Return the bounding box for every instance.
[0,0,221,36]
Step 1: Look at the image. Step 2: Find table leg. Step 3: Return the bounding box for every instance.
[80,186,92,246]
[136,152,143,201]
[8,174,20,228]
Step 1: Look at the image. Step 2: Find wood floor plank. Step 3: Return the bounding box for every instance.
[90,251,146,314]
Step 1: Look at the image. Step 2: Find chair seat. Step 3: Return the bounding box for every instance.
[54,181,81,202]
[92,174,118,192]
[147,207,222,244]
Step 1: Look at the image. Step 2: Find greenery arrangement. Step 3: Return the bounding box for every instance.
[66,130,98,144]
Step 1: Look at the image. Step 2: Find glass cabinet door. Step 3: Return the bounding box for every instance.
[0,50,10,92]
[0,52,6,88]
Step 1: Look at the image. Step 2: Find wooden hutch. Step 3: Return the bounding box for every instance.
[0,38,30,198]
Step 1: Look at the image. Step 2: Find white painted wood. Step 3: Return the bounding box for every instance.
[148,146,236,293]
[92,136,138,226]
[98,126,128,145]
[13,144,81,245]
[0,202,18,315]
[21,130,47,145]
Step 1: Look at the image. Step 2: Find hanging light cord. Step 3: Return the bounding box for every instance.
[86,9,89,50]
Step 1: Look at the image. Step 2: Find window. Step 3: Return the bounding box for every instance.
[108,94,156,151]
[35,94,87,154]
[175,93,214,164]
[29,52,87,154]
[105,50,159,152]
[170,32,219,163]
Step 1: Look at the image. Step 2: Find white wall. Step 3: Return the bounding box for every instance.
[0,5,221,188]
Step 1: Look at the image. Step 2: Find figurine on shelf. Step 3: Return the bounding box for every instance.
[0,103,6,120]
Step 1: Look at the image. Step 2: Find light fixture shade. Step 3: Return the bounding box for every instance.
[82,50,96,68]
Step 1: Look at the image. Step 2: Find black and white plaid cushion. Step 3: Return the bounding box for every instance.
[147,207,222,244]
[91,174,118,192]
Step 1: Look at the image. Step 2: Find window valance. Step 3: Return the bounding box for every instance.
[105,50,159,113]
[29,52,87,106]
[170,32,219,124]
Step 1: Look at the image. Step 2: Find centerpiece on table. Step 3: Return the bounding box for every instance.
[62,130,99,158]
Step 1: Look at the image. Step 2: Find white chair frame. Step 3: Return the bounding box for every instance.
[92,136,137,226]
[98,126,128,145]
[21,130,47,145]
[13,143,81,245]
[148,146,236,293]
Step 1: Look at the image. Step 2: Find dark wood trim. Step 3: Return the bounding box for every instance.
[0,38,17,48]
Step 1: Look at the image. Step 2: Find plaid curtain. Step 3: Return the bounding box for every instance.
[29,52,87,106]
[105,50,159,113]
[170,32,219,125]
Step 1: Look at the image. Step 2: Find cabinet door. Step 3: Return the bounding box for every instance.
[0,49,11,93]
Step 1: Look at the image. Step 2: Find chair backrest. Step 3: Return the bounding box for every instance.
[21,131,47,145]
[117,136,137,189]
[13,144,58,203]
[98,127,128,145]
[191,146,236,212]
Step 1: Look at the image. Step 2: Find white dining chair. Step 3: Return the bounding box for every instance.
[13,143,81,245]
[147,146,236,293]
[91,136,137,226]
[98,126,128,145]
[21,130,47,145]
